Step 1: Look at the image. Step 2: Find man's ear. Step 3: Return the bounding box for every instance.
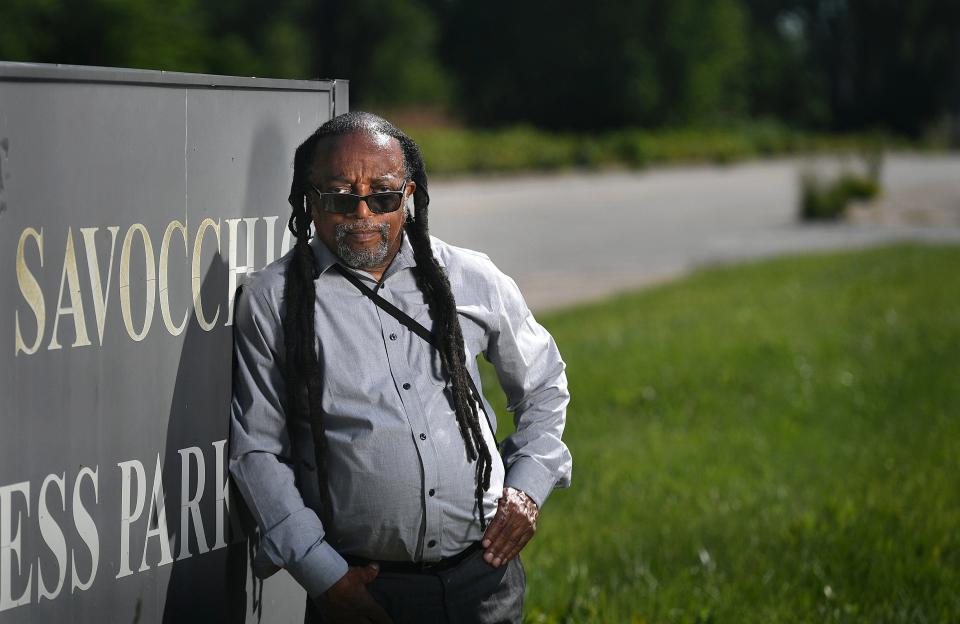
[305,195,320,223]
[405,193,416,221]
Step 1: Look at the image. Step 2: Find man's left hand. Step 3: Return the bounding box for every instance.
[481,487,539,568]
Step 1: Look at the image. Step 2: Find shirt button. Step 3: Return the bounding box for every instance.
[389,333,398,341]
[419,433,427,441]
[428,488,436,496]
[403,382,411,390]
[427,540,437,548]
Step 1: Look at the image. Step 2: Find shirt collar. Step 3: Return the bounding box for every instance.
[308,234,340,275]
[307,229,439,280]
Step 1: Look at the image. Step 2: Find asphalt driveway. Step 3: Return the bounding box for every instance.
[428,154,960,310]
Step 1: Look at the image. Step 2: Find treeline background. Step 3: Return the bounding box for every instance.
[2,0,959,139]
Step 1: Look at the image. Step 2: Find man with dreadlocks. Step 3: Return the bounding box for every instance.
[229,112,571,624]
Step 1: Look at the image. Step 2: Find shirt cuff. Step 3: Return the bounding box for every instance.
[504,457,557,509]
[286,538,350,597]
[253,506,350,597]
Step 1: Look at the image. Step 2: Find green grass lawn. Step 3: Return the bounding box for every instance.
[479,243,960,623]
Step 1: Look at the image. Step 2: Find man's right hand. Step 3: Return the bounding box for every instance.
[317,564,394,624]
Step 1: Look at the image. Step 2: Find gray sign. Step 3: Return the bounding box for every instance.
[0,62,346,623]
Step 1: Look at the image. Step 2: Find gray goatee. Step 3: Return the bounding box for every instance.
[334,208,405,269]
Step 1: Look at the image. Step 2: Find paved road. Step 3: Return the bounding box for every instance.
[427,154,960,311]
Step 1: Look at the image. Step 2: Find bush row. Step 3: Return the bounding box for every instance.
[408,122,910,176]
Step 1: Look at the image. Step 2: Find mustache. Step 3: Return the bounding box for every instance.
[335,221,389,237]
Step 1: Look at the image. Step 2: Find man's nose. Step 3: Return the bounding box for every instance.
[350,198,374,219]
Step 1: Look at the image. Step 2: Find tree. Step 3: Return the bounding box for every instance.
[439,0,750,130]
[308,0,453,108]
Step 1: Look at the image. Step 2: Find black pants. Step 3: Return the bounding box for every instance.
[305,550,525,624]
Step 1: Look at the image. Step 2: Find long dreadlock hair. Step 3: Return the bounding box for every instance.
[283,111,493,530]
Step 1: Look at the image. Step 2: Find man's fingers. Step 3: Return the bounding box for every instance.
[353,584,393,624]
[482,513,515,556]
[484,515,526,564]
[486,509,535,565]
[481,500,509,548]
[490,522,532,566]
[364,600,394,624]
[357,563,380,584]
[500,529,533,565]
[483,487,540,566]
[325,580,394,624]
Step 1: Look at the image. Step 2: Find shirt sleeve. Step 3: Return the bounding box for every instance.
[229,284,349,597]
[484,270,572,508]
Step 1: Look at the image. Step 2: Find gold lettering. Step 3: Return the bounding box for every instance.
[48,228,92,350]
[159,220,189,336]
[225,217,258,327]
[14,227,45,356]
[192,218,221,332]
[262,215,279,266]
[119,223,156,342]
[79,226,120,346]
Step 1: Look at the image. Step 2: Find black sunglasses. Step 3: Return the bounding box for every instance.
[309,181,409,215]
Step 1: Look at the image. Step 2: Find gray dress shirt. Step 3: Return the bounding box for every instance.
[229,233,571,597]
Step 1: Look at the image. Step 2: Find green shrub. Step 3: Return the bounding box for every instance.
[836,173,881,201]
[608,130,654,167]
[799,171,881,221]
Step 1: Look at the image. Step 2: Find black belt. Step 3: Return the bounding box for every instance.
[342,541,483,575]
